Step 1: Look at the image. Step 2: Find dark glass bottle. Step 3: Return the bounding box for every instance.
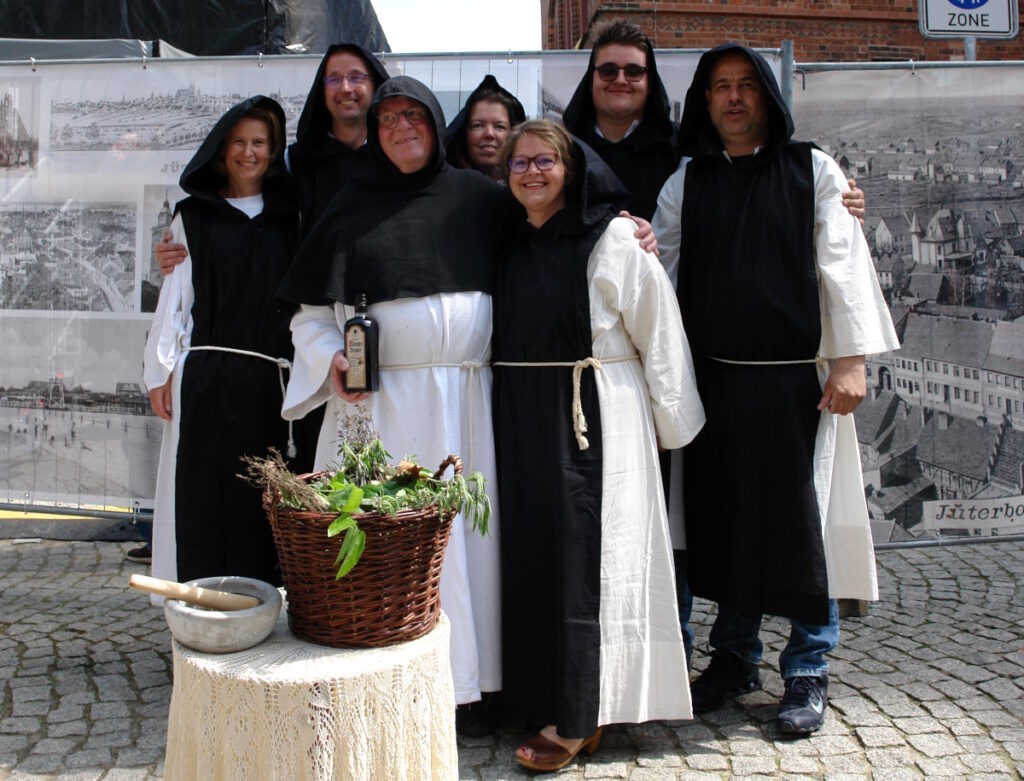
[343,294,379,392]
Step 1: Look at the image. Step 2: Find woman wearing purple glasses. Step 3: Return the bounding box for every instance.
[492,119,705,772]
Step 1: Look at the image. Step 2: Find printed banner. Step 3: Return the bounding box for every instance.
[794,65,1024,542]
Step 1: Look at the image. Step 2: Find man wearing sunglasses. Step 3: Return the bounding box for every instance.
[562,20,677,222]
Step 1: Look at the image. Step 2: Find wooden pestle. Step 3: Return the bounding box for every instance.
[129,574,262,610]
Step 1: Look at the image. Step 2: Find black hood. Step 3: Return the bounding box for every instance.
[363,75,447,186]
[444,75,526,170]
[178,95,294,211]
[292,43,390,157]
[569,137,631,229]
[676,43,794,160]
[561,34,673,146]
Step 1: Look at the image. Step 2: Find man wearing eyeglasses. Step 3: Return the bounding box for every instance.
[287,44,391,235]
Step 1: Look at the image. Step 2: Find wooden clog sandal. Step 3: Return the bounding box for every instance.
[515,726,603,772]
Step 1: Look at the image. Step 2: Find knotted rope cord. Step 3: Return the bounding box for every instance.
[491,355,639,451]
[380,360,484,468]
[180,344,296,458]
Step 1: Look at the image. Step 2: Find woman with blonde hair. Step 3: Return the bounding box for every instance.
[491,119,705,771]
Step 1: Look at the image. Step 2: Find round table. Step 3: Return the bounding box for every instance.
[164,610,457,780]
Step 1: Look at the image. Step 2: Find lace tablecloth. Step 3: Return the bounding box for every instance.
[165,611,456,780]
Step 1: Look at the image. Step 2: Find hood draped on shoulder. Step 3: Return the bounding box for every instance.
[567,137,631,231]
[444,75,526,169]
[292,43,390,159]
[561,34,674,148]
[676,42,794,161]
[178,94,296,215]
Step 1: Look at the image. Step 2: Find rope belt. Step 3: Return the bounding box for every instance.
[492,355,639,451]
[180,344,296,458]
[380,359,486,468]
[708,356,826,366]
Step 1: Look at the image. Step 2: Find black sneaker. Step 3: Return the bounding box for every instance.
[690,650,761,713]
[125,545,152,564]
[776,674,828,735]
[455,692,499,737]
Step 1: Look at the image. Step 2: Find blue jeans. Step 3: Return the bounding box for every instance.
[710,600,839,679]
[673,549,694,666]
[135,517,153,546]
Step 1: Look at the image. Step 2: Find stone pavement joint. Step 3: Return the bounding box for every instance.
[0,539,1021,780]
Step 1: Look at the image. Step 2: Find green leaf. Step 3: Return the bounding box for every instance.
[327,513,355,538]
[335,527,366,579]
[341,485,364,513]
[326,483,364,512]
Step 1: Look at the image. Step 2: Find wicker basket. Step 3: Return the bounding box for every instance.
[264,455,460,648]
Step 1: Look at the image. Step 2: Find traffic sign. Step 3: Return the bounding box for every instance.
[920,0,1018,38]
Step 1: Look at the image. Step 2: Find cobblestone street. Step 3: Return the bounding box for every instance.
[1,539,1022,780]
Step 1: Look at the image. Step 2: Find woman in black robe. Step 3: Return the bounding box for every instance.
[493,120,703,772]
[444,74,525,181]
[143,96,299,586]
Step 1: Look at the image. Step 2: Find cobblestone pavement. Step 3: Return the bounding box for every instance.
[1,539,1022,780]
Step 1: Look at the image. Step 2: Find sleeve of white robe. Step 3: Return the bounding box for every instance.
[590,217,705,450]
[282,303,347,420]
[651,158,688,289]
[813,150,900,359]
[142,215,193,391]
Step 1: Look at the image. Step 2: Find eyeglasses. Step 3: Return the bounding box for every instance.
[323,72,370,88]
[594,63,648,83]
[377,107,430,128]
[507,153,559,174]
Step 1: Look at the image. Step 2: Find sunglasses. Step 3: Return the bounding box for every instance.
[507,153,559,174]
[323,72,370,88]
[594,63,647,83]
[377,107,430,128]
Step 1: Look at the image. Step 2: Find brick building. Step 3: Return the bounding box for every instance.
[544,1,1024,61]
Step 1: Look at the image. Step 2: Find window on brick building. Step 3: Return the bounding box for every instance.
[943,364,949,374]
[914,382,920,392]
[972,369,978,379]
[954,387,961,400]
[954,366,960,377]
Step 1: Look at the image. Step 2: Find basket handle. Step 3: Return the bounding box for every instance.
[433,454,463,481]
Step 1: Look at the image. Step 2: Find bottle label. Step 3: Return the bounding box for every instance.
[345,325,367,389]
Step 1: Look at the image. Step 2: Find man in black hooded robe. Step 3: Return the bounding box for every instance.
[561,20,678,222]
[652,43,898,735]
[277,75,512,730]
[286,43,391,236]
